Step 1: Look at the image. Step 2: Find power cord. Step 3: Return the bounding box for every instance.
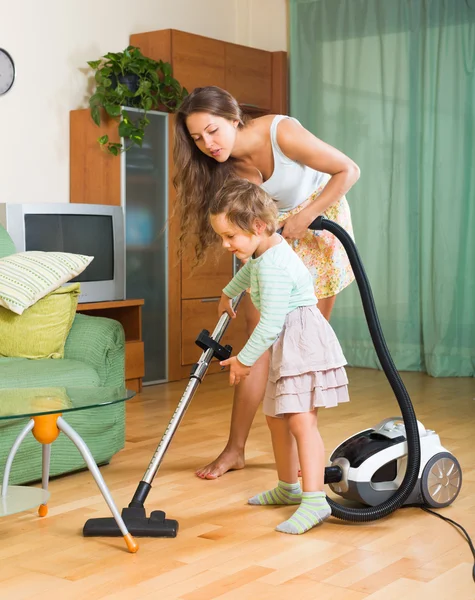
[420,506,475,583]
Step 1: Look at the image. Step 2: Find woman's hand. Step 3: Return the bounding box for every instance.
[218,293,236,319]
[220,356,251,386]
[280,210,314,241]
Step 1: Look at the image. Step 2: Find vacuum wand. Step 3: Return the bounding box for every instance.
[83,294,244,538]
[134,302,242,492]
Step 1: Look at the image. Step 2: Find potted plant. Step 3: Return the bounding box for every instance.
[87,45,187,155]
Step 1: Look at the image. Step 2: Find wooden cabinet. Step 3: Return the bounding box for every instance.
[181,238,232,299]
[130,29,287,114]
[181,298,248,366]
[71,110,168,386]
[70,30,288,382]
[271,51,288,114]
[172,31,226,91]
[70,109,120,206]
[131,29,225,92]
[225,43,272,111]
[76,299,145,392]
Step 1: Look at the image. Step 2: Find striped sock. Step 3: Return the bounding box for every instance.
[248,480,302,505]
[275,491,331,534]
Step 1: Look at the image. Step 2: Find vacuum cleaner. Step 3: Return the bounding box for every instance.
[329,417,461,508]
[83,216,462,538]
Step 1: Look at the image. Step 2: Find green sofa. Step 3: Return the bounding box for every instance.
[0,224,126,485]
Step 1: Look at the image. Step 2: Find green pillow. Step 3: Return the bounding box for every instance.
[0,251,93,315]
[0,283,80,359]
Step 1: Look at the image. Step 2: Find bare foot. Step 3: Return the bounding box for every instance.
[195,448,245,479]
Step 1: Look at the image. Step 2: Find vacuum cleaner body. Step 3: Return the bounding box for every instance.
[328,417,462,508]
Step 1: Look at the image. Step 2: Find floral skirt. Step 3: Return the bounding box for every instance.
[278,176,355,299]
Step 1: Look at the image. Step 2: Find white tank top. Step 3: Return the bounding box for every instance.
[260,115,328,213]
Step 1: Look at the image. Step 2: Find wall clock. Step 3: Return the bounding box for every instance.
[0,49,15,95]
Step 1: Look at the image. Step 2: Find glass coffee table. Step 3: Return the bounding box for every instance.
[0,386,138,553]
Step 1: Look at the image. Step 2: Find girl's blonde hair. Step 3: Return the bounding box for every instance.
[210,178,278,236]
[173,86,250,264]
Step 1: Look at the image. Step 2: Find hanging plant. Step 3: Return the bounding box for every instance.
[87,45,187,155]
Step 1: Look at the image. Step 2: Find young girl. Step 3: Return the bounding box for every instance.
[211,178,350,535]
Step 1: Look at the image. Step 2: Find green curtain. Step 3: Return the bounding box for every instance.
[289,0,475,377]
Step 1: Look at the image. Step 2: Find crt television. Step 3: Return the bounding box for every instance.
[0,203,125,303]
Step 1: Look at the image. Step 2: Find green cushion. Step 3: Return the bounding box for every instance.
[0,357,101,387]
[0,225,15,258]
[0,283,80,359]
[0,250,92,315]
[64,314,126,387]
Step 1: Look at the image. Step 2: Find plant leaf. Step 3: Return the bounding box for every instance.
[89,93,102,107]
[104,52,121,62]
[91,106,101,126]
[98,134,109,145]
[87,60,102,70]
[104,104,122,117]
[118,121,134,137]
[161,62,172,76]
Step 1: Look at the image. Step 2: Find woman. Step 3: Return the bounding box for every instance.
[173,86,359,479]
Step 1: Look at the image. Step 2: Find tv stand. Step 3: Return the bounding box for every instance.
[76,299,144,392]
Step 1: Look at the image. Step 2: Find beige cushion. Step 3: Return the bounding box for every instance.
[0,251,92,315]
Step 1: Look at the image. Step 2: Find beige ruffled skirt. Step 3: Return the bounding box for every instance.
[263,305,350,418]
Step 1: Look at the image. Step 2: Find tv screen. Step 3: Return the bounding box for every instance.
[25,214,114,282]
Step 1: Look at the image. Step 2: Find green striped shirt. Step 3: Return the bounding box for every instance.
[223,238,317,366]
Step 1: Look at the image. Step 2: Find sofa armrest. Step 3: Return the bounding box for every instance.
[64,313,125,387]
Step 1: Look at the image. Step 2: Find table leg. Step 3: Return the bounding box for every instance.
[38,444,51,517]
[2,420,35,498]
[56,416,138,553]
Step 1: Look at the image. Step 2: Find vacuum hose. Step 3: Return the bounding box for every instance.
[310,217,421,521]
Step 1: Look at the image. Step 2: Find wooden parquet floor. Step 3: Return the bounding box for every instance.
[1,368,474,599]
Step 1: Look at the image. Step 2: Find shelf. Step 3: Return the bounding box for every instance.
[77,299,144,311]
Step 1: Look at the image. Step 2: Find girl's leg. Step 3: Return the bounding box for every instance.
[316,295,337,322]
[295,295,335,480]
[286,411,325,491]
[248,415,301,505]
[275,410,331,534]
[196,294,268,479]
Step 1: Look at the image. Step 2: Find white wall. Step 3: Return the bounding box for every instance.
[0,0,287,205]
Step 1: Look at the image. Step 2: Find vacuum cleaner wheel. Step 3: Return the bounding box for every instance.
[421,452,462,508]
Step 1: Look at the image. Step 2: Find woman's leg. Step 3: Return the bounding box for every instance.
[195,294,268,479]
[316,295,337,322]
[266,415,299,483]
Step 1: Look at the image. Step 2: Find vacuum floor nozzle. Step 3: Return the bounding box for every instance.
[83,507,178,538]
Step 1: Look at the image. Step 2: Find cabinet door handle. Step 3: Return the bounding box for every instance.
[200,298,219,302]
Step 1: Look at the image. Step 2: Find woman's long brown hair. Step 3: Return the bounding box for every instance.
[173,86,249,265]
